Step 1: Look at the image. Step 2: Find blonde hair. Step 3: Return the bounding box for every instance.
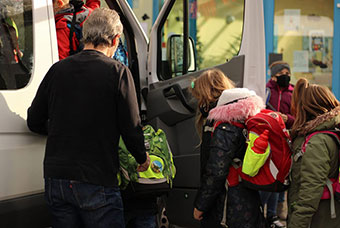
[190,68,235,137]
[291,78,340,137]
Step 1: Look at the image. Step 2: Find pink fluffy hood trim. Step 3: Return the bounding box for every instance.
[208,95,264,122]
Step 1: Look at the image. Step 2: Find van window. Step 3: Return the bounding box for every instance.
[0,1,33,90]
[159,0,245,80]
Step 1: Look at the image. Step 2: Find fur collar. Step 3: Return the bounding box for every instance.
[207,95,264,123]
[298,106,340,135]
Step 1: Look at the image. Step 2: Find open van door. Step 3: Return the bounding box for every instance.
[146,0,266,226]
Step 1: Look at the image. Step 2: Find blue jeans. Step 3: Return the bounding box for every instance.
[278,191,285,203]
[259,191,279,219]
[44,178,124,228]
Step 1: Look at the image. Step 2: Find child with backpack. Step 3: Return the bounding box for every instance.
[191,70,266,227]
[262,61,295,227]
[190,69,234,227]
[52,0,100,60]
[288,78,340,228]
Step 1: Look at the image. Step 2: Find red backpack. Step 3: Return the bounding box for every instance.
[297,130,340,218]
[220,109,292,192]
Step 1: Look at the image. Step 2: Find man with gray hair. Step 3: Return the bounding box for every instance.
[27,8,149,228]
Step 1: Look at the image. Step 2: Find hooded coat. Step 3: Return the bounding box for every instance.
[194,94,266,228]
[288,106,340,228]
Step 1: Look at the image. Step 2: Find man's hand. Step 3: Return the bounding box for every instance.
[193,208,204,221]
[136,152,150,172]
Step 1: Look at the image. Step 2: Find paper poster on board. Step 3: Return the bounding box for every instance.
[293,50,309,72]
[284,9,300,31]
[309,30,325,52]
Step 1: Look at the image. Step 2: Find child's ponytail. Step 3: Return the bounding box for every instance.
[291,78,309,138]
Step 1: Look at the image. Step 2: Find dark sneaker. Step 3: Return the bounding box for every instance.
[268,216,286,228]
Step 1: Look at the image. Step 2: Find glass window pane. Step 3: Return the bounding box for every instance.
[159,0,184,80]
[274,0,333,88]
[158,0,245,80]
[195,0,244,70]
[129,0,165,36]
[0,0,33,90]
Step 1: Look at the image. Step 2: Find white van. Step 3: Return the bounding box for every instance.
[0,0,265,227]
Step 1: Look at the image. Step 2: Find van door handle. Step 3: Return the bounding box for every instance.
[163,84,195,113]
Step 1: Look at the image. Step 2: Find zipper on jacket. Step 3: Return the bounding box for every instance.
[277,87,282,112]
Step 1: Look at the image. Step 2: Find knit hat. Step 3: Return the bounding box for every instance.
[270,63,290,77]
[217,88,256,107]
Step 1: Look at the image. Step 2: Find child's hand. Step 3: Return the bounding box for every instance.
[277,112,288,123]
[137,152,150,172]
[193,208,204,220]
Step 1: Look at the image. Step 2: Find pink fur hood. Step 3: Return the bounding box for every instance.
[207,95,265,123]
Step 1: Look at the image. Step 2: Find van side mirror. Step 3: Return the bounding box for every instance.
[168,34,196,76]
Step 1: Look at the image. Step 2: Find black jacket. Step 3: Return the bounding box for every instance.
[27,50,146,187]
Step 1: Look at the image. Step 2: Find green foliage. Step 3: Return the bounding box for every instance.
[225,34,242,60]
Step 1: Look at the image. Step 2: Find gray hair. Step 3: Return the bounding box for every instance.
[82,8,123,47]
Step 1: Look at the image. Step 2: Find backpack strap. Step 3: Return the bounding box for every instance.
[296,131,340,162]
[68,10,78,56]
[68,2,85,56]
[265,88,277,111]
[326,178,337,219]
[210,121,223,137]
[220,179,228,228]
[231,121,245,129]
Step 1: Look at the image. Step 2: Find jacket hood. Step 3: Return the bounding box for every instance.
[207,95,264,123]
[298,106,340,135]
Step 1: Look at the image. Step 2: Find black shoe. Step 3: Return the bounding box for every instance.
[267,216,286,228]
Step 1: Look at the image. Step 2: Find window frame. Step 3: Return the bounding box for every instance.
[156,0,186,80]
[156,0,246,81]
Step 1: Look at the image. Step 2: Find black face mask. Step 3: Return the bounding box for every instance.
[276,74,290,87]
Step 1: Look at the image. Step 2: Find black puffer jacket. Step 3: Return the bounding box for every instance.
[194,93,266,228]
